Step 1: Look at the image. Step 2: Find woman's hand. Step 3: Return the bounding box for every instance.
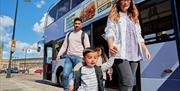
[141,43,151,61]
[107,37,118,56]
[145,50,151,61]
[109,46,118,56]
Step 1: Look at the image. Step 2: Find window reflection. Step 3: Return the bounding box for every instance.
[56,0,70,19]
[72,0,84,8]
[139,0,174,44]
[48,0,70,25]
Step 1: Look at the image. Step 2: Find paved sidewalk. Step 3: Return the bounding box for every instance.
[0,74,117,91]
[0,74,63,91]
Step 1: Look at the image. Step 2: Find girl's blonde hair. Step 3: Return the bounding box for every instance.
[108,0,139,23]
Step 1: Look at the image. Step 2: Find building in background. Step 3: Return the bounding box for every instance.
[0,58,43,73]
[0,43,3,61]
[0,47,2,61]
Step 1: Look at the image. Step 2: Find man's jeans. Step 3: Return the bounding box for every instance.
[63,55,81,91]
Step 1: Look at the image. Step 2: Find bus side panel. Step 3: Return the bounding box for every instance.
[140,40,180,91]
[44,19,65,43]
[51,59,64,84]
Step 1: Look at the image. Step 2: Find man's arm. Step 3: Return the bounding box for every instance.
[56,33,68,60]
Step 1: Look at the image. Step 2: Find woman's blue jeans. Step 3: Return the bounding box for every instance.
[63,55,81,91]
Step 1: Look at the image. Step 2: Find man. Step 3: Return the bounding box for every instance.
[56,17,90,91]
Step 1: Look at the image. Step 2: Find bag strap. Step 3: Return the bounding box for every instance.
[81,32,85,49]
[66,31,72,50]
[65,31,73,54]
[74,67,82,91]
[94,66,104,91]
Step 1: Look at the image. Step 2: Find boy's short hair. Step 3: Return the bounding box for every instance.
[74,17,82,23]
[83,47,97,57]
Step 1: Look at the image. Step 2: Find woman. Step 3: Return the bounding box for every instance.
[105,0,151,91]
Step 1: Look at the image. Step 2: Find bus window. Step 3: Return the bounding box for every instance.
[82,25,91,35]
[56,0,70,19]
[47,47,52,63]
[54,41,63,57]
[47,0,70,26]
[72,0,84,9]
[48,6,57,22]
[139,0,174,44]
[46,14,55,26]
[144,29,175,44]
[82,25,91,33]
[82,25,92,46]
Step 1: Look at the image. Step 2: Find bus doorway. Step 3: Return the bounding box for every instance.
[43,41,54,81]
[92,17,108,52]
[92,17,119,89]
[43,40,64,86]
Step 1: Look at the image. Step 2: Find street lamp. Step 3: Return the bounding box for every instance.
[22,48,30,73]
[6,0,19,78]
[6,0,31,78]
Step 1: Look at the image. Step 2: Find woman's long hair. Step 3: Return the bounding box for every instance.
[108,0,139,23]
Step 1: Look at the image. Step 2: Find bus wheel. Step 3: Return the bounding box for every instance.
[57,71,64,86]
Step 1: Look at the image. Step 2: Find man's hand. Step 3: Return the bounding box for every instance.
[68,85,74,91]
[56,56,60,61]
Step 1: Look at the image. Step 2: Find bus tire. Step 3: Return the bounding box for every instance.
[57,71,63,86]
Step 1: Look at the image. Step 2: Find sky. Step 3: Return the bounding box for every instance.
[0,0,58,59]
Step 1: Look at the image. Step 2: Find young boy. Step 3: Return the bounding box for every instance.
[69,47,114,91]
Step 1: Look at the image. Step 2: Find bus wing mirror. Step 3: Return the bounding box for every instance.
[37,46,41,52]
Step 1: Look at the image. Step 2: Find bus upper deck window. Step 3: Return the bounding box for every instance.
[72,0,84,8]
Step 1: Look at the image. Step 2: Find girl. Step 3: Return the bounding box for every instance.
[95,45,113,86]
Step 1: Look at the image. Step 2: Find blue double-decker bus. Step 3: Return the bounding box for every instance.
[43,0,180,90]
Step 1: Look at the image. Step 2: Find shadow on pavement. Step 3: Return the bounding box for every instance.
[34,80,62,87]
